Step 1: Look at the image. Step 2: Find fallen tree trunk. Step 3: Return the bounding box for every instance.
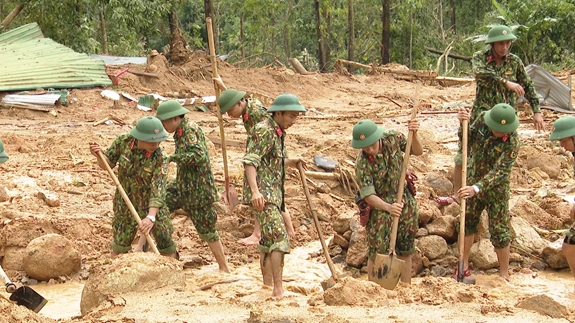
[425,47,471,62]
[2,4,24,29]
[289,58,314,75]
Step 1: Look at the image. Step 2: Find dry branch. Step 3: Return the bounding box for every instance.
[289,58,314,75]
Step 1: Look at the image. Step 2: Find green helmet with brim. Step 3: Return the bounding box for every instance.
[0,139,8,163]
[156,100,190,121]
[130,116,169,142]
[485,25,517,44]
[484,103,519,133]
[218,89,246,114]
[549,116,575,141]
[267,93,306,113]
[351,119,385,149]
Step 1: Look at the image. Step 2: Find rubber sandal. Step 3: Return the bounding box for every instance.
[452,267,471,279]
[434,196,459,207]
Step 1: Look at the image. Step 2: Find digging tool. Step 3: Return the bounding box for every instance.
[297,162,340,290]
[456,118,476,284]
[96,150,160,254]
[206,17,239,209]
[369,83,421,290]
[0,264,47,313]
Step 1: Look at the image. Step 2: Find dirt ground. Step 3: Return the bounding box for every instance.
[1,52,575,323]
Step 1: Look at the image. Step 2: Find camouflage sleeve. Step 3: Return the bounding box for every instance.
[103,135,124,168]
[474,137,519,192]
[355,153,376,199]
[397,131,407,152]
[463,115,482,155]
[243,124,273,167]
[169,126,209,167]
[515,60,541,113]
[473,51,501,89]
[148,153,168,208]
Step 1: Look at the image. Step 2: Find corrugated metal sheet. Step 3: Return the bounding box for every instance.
[0,23,112,91]
[526,64,572,111]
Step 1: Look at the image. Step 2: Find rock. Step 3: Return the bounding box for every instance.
[342,230,352,241]
[542,238,568,269]
[323,276,387,306]
[0,295,56,323]
[510,216,547,255]
[37,191,60,207]
[430,265,446,277]
[80,253,184,315]
[411,250,424,276]
[418,200,441,225]
[0,185,7,202]
[424,173,453,196]
[331,233,349,249]
[426,215,456,241]
[476,210,490,239]
[23,234,81,281]
[238,223,254,238]
[469,239,498,270]
[328,245,343,257]
[516,294,568,319]
[417,235,448,260]
[345,227,367,268]
[511,197,556,227]
[526,153,561,179]
[415,227,428,238]
[1,247,26,271]
[332,211,354,234]
[443,202,461,217]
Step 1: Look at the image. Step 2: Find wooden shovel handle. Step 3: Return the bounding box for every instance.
[458,119,469,262]
[0,264,17,293]
[297,162,339,281]
[96,151,160,254]
[206,17,232,200]
[389,82,420,255]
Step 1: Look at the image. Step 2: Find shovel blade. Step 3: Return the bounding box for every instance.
[368,253,405,290]
[223,184,240,209]
[9,286,48,313]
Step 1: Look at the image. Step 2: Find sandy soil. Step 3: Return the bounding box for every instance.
[1,52,575,323]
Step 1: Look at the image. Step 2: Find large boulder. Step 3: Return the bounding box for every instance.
[345,226,367,268]
[424,173,453,197]
[469,239,498,270]
[516,294,568,319]
[511,197,562,229]
[417,235,448,260]
[80,252,184,316]
[426,215,457,241]
[23,234,81,281]
[525,152,561,179]
[542,238,568,269]
[510,216,547,255]
[332,211,354,235]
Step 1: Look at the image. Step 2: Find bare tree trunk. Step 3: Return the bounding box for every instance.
[409,10,413,69]
[284,0,293,63]
[450,0,456,34]
[168,9,178,35]
[314,0,326,72]
[381,0,390,64]
[204,0,217,53]
[324,1,334,72]
[438,0,445,41]
[99,4,108,54]
[2,4,24,29]
[347,0,355,73]
[240,17,245,58]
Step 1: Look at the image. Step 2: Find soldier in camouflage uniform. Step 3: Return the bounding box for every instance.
[436,25,544,206]
[457,103,520,281]
[156,100,230,273]
[89,116,177,257]
[351,118,423,284]
[242,93,306,297]
[548,116,575,289]
[218,88,295,246]
[0,139,9,163]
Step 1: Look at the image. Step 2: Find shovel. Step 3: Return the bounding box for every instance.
[297,162,340,290]
[0,264,47,313]
[369,83,421,290]
[96,150,160,255]
[456,119,476,284]
[206,17,239,209]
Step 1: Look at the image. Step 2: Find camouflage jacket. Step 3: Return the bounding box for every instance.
[472,48,540,114]
[242,117,287,209]
[243,98,270,134]
[104,133,168,211]
[169,118,218,207]
[355,131,410,203]
[463,112,520,192]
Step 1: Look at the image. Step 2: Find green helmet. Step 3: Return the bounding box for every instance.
[484,103,519,133]
[218,89,246,114]
[267,93,306,113]
[156,100,190,121]
[130,116,169,142]
[549,116,575,141]
[351,119,385,149]
[485,25,517,44]
[0,139,9,163]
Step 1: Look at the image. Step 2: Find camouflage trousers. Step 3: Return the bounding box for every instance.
[111,201,176,254]
[464,185,511,249]
[366,190,418,260]
[253,203,290,254]
[165,183,220,243]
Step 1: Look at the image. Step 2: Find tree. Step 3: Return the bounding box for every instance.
[381,0,390,64]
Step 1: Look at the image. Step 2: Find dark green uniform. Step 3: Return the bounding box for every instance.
[242,118,290,254]
[463,112,519,249]
[243,99,270,133]
[104,134,176,254]
[165,118,220,242]
[355,131,419,259]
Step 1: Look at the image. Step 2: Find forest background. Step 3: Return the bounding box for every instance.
[1,0,574,76]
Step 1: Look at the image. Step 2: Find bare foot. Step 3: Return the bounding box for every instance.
[238,233,260,246]
[272,287,284,298]
[219,266,231,273]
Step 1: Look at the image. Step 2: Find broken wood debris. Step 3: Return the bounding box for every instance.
[92,114,126,127]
